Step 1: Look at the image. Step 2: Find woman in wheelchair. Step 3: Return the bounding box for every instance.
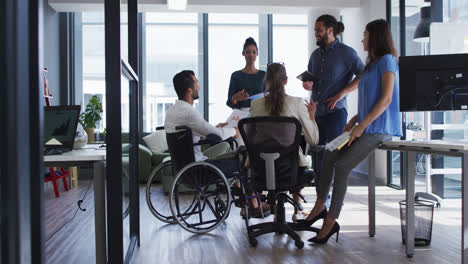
[249,62,320,221]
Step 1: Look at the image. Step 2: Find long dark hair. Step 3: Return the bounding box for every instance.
[265,63,287,116]
[316,14,344,38]
[364,19,398,71]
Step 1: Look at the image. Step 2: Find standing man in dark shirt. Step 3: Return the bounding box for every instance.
[303,14,364,179]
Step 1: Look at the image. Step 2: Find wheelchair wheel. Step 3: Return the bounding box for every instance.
[146,161,177,224]
[170,162,231,234]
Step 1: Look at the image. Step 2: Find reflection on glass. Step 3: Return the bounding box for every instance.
[121,8,130,258]
[209,14,259,124]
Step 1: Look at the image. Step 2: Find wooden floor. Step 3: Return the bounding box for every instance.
[44,177,462,264]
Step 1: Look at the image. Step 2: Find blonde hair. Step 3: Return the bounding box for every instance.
[265,63,287,116]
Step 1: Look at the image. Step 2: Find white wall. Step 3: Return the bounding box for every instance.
[341,7,363,122]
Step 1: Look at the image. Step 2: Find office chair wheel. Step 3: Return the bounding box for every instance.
[249,238,258,247]
[170,162,231,234]
[295,240,304,249]
[146,161,177,224]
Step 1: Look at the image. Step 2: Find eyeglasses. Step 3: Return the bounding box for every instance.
[267,61,285,66]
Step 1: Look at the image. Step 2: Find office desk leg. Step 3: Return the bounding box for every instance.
[405,151,415,258]
[94,161,106,264]
[368,151,376,237]
[463,153,467,264]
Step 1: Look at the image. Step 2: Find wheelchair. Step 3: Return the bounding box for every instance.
[146,126,263,234]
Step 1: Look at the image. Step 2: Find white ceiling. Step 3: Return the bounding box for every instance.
[49,0,361,13]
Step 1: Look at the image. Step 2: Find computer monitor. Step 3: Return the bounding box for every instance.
[44,105,81,153]
[399,54,468,112]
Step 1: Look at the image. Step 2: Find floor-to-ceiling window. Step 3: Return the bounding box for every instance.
[388,0,403,188]
[208,14,259,124]
[143,13,199,132]
[272,14,309,99]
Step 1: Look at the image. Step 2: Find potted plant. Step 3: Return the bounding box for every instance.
[80,95,103,143]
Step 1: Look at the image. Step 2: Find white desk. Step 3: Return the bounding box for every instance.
[368,140,468,262]
[44,147,107,264]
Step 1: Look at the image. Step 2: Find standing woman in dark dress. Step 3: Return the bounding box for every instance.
[226,37,266,110]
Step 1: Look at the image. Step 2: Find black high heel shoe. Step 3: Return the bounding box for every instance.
[296,208,327,227]
[308,222,340,244]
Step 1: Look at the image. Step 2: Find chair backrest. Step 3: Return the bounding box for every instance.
[238,116,302,192]
[165,126,196,174]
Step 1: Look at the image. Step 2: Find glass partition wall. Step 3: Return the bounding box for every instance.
[389,0,468,198]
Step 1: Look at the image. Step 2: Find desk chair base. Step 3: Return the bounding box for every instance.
[246,193,319,249]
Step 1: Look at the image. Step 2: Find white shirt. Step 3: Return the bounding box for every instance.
[250,95,319,167]
[164,100,236,161]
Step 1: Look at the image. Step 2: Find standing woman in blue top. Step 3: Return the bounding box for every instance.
[226,37,266,109]
[300,19,403,244]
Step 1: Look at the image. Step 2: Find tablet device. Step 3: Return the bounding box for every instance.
[296,71,320,82]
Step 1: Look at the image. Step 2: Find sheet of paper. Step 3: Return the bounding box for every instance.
[325,131,351,152]
[225,109,250,128]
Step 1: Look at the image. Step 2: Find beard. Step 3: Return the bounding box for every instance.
[316,34,328,48]
[192,91,199,100]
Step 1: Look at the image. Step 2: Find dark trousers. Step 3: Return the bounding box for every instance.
[315,108,348,181]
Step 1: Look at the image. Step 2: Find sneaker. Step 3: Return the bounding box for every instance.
[292,210,309,223]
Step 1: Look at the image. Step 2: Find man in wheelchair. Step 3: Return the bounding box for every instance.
[165,70,239,163]
[164,70,271,219]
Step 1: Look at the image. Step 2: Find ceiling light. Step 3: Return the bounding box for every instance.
[168,0,187,10]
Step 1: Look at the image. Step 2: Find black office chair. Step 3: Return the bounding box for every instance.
[238,116,319,248]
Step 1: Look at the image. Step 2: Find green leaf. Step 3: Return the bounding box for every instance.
[80,95,103,128]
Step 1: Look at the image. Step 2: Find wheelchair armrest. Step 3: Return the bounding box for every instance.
[195,135,238,150]
[235,145,248,165]
[195,134,223,146]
